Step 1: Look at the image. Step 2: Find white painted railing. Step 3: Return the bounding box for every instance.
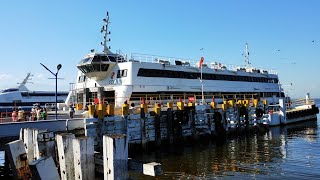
[129,53,277,75]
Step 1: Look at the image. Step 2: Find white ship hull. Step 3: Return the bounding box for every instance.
[0,73,68,112]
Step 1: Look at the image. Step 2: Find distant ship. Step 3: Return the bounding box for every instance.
[0,73,68,112]
[69,12,285,108]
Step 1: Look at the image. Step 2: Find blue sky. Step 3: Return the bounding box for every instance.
[0,0,319,98]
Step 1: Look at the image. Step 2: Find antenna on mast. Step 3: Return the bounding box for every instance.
[101,11,112,54]
[244,43,251,67]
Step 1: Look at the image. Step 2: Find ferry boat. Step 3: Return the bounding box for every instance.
[0,73,68,112]
[70,12,285,108]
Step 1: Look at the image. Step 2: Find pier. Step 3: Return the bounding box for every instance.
[0,97,318,179]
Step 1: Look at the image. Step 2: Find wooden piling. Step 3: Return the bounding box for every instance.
[190,110,197,139]
[84,118,99,151]
[154,114,161,147]
[103,134,128,180]
[23,128,35,163]
[141,117,147,149]
[37,131,56,160]
[176,111,184,139]
[56,133,76,180]
[73,137,95,180]
[5,140,32,180]
[140,109,147,149]
[167,108,174,144]
[33,129,47,160]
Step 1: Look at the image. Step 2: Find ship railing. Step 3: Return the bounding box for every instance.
[115,50,128,62]
[287,98,315,109]
[130,93,259,105]
[72,93,263,115]
[130,53,196,66]
[0,111,33,123]
[130,53,277,75]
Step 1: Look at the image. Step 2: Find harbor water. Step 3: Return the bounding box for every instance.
[131,102,320,179]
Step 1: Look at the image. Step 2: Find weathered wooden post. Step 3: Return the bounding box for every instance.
[103,134,128,180]
[141,117,147,149]
[5,140,32,179]
[73,137,95,180]
[33,129,47,160]
[139,104,148,149]
[154,114,161,147]
[37,131,56,160]
[154,103,162,147]
[175,111,183,139]
[190,109,197,139]
[167,108,174,144]
[23,128,35,163]
[84,118,99,151]
[56,133,76,180]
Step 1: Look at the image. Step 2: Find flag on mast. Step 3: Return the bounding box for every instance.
[199,57,204,68]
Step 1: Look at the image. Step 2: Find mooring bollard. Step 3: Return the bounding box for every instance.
[56,133,76,180]
[103,134,128,180]
[73,137,95,180]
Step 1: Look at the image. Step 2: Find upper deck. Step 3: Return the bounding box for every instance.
[128,53,277,75]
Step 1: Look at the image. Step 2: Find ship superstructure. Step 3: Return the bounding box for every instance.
[0,73,68,112]
[71,12,284,108]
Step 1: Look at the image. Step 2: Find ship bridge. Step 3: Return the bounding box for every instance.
[77,53,126,80]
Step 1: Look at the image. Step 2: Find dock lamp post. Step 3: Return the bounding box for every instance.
[40,63,62,120]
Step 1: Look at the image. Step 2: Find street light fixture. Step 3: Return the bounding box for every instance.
[40,63,62,120]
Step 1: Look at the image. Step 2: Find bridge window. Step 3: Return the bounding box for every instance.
[117,69,128,78]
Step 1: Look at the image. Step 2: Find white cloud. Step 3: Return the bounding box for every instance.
[34,73,47,81]
[0,74,13,81]
[0,73,18,90]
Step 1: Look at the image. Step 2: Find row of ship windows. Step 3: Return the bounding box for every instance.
[78,69,128,83]
[20,92,68,97]
[137,69,279,83]
[78,64,110,74]
[79,56,118,64]
[78,68,279,84]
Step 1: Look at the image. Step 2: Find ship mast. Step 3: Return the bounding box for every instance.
[17,73,32,91]
[101,12,112,54]
[244,43,251,67]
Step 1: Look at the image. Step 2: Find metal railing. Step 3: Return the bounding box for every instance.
[130,53,277,75]
[286,98,315,109]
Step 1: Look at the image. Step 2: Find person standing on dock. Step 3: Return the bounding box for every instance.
[69,105,75,118]
[41,108,47,120]
[18,107,25,121]
[36,107,41,121]
[12,110,18,122]
[31,106,36,121]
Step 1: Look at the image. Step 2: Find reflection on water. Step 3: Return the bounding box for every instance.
[132,118,320,179]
